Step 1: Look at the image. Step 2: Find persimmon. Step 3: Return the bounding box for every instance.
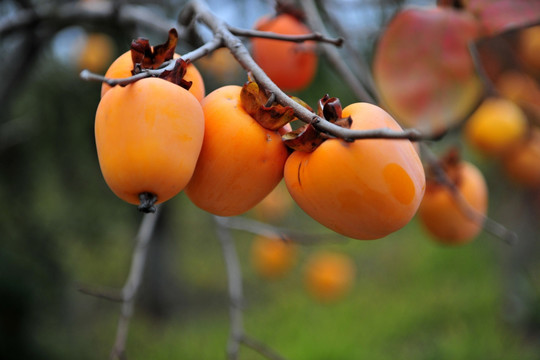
[251,13,317,92]
[252,181,294,222]
[95,77,205,211]
[284,102,426,240]
[502,129,540,188]
[184,85,289,216]
[77,32,115,73]
[304,251,355,303]
[100,50,205,101]
[251,235,297,280]
[464,97,527,156]
[418,159,488,245]
[519,25,540,73]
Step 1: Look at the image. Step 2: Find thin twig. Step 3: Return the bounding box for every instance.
[298,0,376,103]
[214,215,245,360]
[77,284,123,302]
[79,36,223,87]
[0,1,176,38]
[421,144,518,245]
[229,25,343,46]
[214,216,345,245]
[214,215,289,360]
[240,335,287,360]
[110,207,162,360]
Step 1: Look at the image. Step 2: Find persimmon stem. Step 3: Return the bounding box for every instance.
[228,25,344,46]
[138,192,157,213]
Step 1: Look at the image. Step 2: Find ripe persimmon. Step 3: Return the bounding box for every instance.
[284,102,426,240]
[252,181,294,222]
[185,85,289,216]
[465,97,527,156]
[100,50,205,101]
[418,159,488,244]
[251,13,317,92]
[502,129,540,188]
[251,235,297,280]
[519,25,540,73]
[77,32,115,73]
[95,77,205,211]
[304,251,355,303]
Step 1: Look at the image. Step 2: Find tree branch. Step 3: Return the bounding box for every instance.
[228,25,343,46]
[0,1,176,38]
[110,207,161,360]
[298,0,377,103]
[185,0,437,142]
[214,215,346,245]
[214,215,289,360]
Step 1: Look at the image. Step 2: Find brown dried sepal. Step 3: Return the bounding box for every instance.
[159,58,193,91]
[426,147,463,190]
[317,95,352,129]
[240,77,298,131]
[282,94,352,152]
[130,28,178,72]
[282,124,328,152]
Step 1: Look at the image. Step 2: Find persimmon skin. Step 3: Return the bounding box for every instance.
[465,97,527,156]
[95,77,205,206]
[252,14,318,92]
[185,85,289,216]
[418,162,488,245]
[284,103,426,240]
[304,251,355,303]
[502,129,540,188]
[100,50,205,101]
[251,235,297,280]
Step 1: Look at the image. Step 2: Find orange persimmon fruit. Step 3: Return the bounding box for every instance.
[464,97,527,156]
[95,77,205,210]
[251,235,297,280]
[251,13,317,92]
[418,160,488,244]
[100,50,205,101]
[77,32,115,73]
[502,128,540,188]
[185,85,289,216]
[304,251,355,303]
[284,102,426,240]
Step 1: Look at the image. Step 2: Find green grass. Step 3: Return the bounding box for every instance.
[46,198,540,360]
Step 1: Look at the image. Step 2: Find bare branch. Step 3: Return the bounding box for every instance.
[187,0,435,142]
[228,25,344,46]
[240,335,287,360]
[298,0,376,103]
[77,284,123,302]
[0,1,176,38]
[214,216,346,245]
[214,216,245,360]
[79,36,224,88]
[110,207,161,360]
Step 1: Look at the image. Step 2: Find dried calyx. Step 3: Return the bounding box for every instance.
[426,147,464,189]
[282,95,352,152]
[130,28,192,91]
[240,75,299,131]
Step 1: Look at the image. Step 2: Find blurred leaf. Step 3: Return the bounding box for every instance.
[373,6,483,132]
